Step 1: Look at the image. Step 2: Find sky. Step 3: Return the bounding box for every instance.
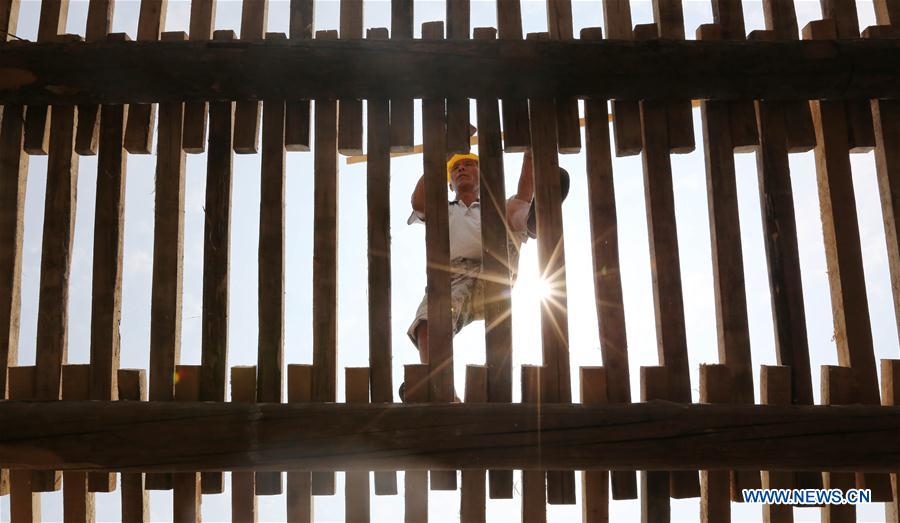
[2,0,899,522]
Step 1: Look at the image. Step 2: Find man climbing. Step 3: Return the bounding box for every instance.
[402,149,569,400]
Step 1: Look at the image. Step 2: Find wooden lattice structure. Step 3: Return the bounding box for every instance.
[1,0,900,521]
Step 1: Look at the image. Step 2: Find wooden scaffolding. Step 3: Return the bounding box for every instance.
[1,0,900,521]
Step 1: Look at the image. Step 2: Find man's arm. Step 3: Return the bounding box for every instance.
[411,174,426,218]
[507,149,534,232]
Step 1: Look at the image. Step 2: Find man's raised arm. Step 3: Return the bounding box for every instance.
[507,149,534,232]
[411,174,426,218]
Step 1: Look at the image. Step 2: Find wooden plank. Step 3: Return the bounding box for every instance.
[875,0,900,24]
[809,21,892,500]
[471,31,514,497]
[389,0,414,152]
[496,0,530,151]
[10,402,900,472]
[345,368,371,523]
[231,366,258,523]
[8,367,40,523]
[882,360,900,523]
[445,0,469,155]
[639,98,700,500]
[123,0,168,154]
[421,21,455,405]
[23,0,71,155]
[285,0,313,151]
[232,0,269,155]
[197,96,232,495]
[311,30,338,496]
[544,2,580,154]
[821,365,856,523]
[62,365,96,523]
[85,101,126,494]
[699,364,731,523]
[338,0,363,156]
[601,1,642,157]
[403,364,428,523]
[460,365,487,523]
[0,103,25,406]
[0,101,24,499]
[528,96,575,505]
[173,365,201,523]
[521,365,547,523]
[581,31,637,499]
[759,365,794,523]
[118,369,149,523]
[182,0,216,153]
[145,95,186,492]
[0,0,21,43]
[640,366,670,522]
[286,364,313,523]
[646,3,694,154]
[256,95,285,497]
[74,2,113,156]
[871,97,900,347]
[580,367,609,523]
[705,9,757,151]
[32,101,78,492]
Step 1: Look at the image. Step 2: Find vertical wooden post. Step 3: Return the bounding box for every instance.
[495,0,530,151]
[805,19,893,501]
[9,366,40,523]
[460,365,487,523]
[0,102,26,496]
[821,365,857,523]
[232,0,268,154]
[421,21,456,406]
[61,365,96,523]
[699,364,732,523]
[123,0,167,154]
[181,0,216,152]
[881,359,900,523]
[874,0,900,24]
[172,365,201,523]
[647,3,694,153]
[474,26,514,499]
[337,0,363,155]
[521,365,547,523]
[581,25,637,502]
[545,1,580,153]
[638,95,699,499]
[286,364,314,523]
[23,0,70,155]
[118,368,149,523]
[528,95,575,505]
[445,0,470,155]
[32,101,78,492]
[311,29,339,496]
[365,28,399,495]
[75,0,115,155]
[640,366,670,523]
[760,365,794,523]
[403,364,429,523]
[87,100,127,494]
[146,89,186,491]
[345,368,371,523]
[389,0,414,152]
[602,0,642,156]
[285,0,313,151]
[231,366,258,522]
[580,367,609,523]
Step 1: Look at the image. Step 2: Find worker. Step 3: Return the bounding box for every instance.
[401,149,569,401]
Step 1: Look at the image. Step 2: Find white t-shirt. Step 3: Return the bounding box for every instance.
[407,198,527,262]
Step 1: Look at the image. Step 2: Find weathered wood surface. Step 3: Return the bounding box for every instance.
[344,368,370,523]
[821,365,857,522]
[445,0,470,155]
[61,365,96,523]
[231,366,258,523]
[599,1,642,156]
[285,0,313,151]
[172,365,201,523]
[495,0,530,151]
[123,9,171,155]
[872,97,900,346]
[118,369,149,523]
[699,364,732,521]
[460,365,487,523]
[543,2,580,154]
[286,364,313,523]
[75,0,116,155]
[4,39,900,104]
[182,0,216,153]
[521,365,547,523]
[232,0,269,154]
[389,0,414,152]
[403,365,428,523]
[760,365,794,523]
[580,367,609,522]
[8,366,40,522]
[640,366,670,521]
[338,0,363,155]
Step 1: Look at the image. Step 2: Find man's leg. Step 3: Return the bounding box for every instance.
[415,322,428,364]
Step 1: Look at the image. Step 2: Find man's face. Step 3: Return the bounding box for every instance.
[450,159,479,192]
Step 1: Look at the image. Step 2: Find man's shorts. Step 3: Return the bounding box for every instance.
[406,258,485,348]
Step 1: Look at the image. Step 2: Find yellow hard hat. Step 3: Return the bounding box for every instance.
[446,153,479,182]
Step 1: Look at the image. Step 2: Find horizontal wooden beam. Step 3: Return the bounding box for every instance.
[2,401,900,472]
[1,38,899,104]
